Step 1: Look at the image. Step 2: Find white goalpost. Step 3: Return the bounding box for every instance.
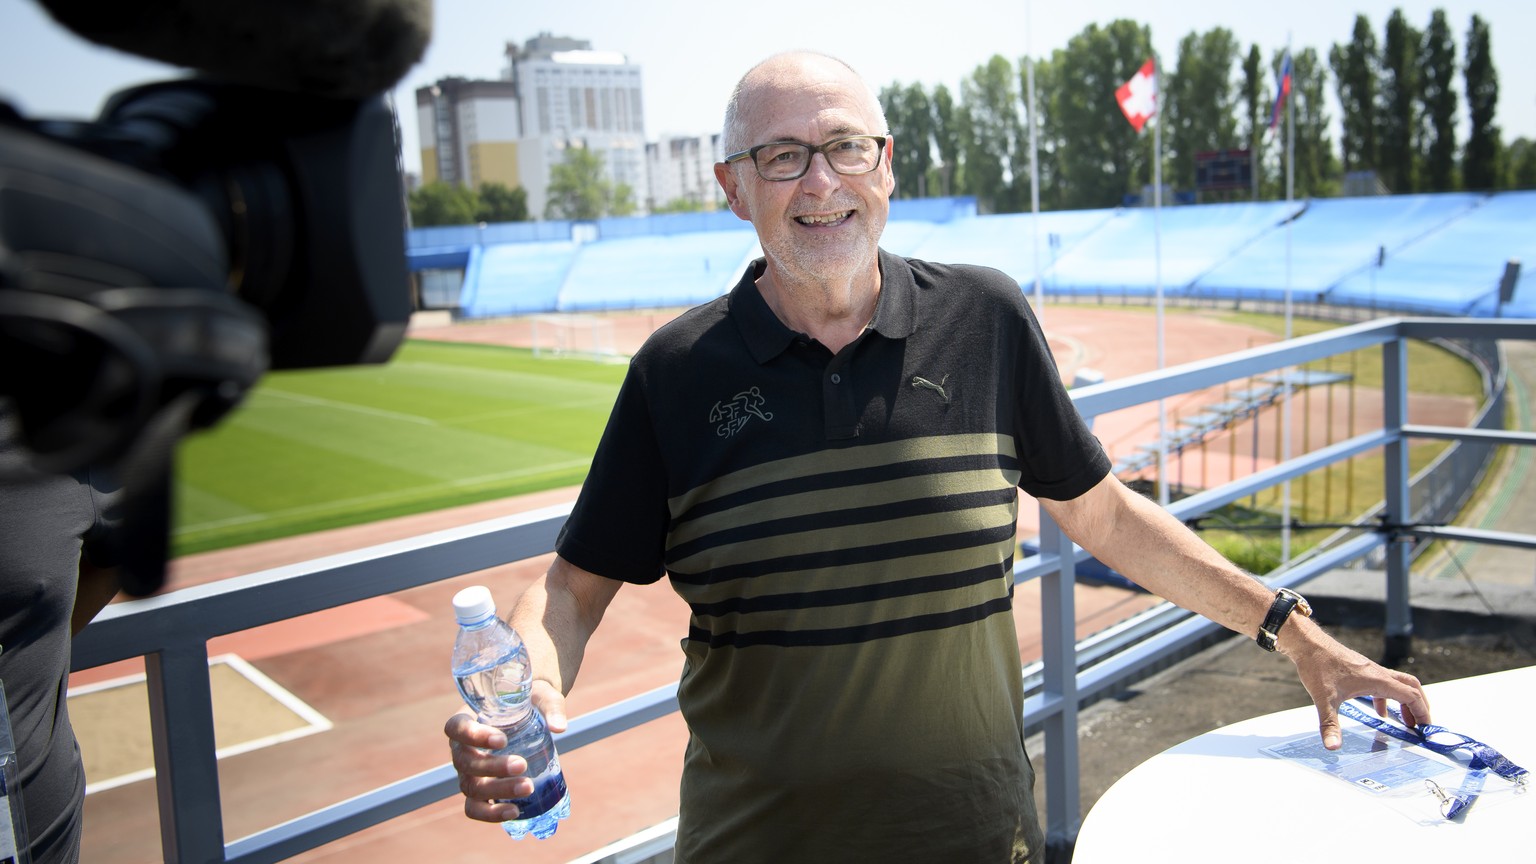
[528,313,620,360]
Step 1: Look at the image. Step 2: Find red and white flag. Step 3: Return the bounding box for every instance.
[1115,58,1157,132]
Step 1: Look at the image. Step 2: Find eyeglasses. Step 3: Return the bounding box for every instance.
[724,134,888,181]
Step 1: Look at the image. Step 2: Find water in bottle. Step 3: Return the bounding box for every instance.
[451,585,571,839]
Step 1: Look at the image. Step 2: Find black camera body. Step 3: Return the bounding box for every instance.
[0,78,412,593]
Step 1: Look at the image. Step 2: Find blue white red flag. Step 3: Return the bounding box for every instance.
[1268,53,1292,131]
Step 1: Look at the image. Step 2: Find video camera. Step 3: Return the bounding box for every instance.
[1,22,417,594]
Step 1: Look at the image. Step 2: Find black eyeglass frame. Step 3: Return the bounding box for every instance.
[723,134,889,181]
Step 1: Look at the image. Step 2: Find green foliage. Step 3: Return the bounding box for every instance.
[651,197,713,214]
[868,12,1508,206]
[1048,20,1155,209]
[958,55,1022,213]
[880,81,936,199]
[1462,15,1500,191]
[409,181,530,227]
[1378,9,1422,193]
[1330,14,1379,173]
[476,182,529,223]
[1419,10,1459,192]
[1165,27,1240,190]
[930,84,960,197]
[409,181,479,227]
[544,146,632,220]
[1507,138,1536,189]
[1289,48,1340,198]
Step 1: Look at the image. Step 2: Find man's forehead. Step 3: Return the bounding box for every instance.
[740,79,879,141]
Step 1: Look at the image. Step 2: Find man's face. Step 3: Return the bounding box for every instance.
[715,59,895,288]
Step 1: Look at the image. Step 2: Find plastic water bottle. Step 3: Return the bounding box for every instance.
[451,585,571,840]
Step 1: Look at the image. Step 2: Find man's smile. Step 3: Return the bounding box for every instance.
[794,210,854,226]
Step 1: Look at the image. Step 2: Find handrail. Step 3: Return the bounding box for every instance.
[68,317,1536,862]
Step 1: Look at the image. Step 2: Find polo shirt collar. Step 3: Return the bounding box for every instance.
[730,248,918,364]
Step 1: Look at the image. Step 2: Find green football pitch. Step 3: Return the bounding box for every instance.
[171,339,627,556]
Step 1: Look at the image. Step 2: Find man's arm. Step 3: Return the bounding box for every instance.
[71,560,120,635]
[446,554,621,822]
[1040,473,1430,749]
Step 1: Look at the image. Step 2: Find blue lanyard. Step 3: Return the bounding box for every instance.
[1340,697,1528,820]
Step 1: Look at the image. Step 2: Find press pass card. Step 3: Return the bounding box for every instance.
[1261,729,1528,825]
[1,680,31,864]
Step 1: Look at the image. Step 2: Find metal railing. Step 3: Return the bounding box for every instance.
[70,318,1536,863]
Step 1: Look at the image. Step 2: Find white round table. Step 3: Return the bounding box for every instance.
[1074,665,1536,862]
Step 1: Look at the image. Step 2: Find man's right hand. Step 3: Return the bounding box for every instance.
[444,681,569,823]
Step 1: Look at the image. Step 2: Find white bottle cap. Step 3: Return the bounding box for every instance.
[452,585,497,623]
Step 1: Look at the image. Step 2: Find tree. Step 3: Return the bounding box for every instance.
[1418,10,1458,191]
[1049,20,1154,209]
[1378,9,1422,193]
[652,197,711,214]
[1463,14,1500,190]
[879,82,934,199]
[1330,15,1379,174]
[476,182,529,223]
[1018,53,1062,211]
[1165,27,1240,193]
[930,84,960,197]
[1240,45,1265,198]
[1507,138,1536,189]
[1289,48,1339,198]
[610,183,637,217]
[958,55,1021,212]
[544,146,628,220]
[409,181,479,227]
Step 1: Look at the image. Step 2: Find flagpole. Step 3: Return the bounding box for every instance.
[1027,0,1043,319]
[1153,53,1168,507]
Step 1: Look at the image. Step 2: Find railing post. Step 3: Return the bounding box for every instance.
[1381,335,1413,665]
[1038,505,1079,862]
[146,643,227,863]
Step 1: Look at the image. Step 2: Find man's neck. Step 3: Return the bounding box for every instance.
[757,264,880,355]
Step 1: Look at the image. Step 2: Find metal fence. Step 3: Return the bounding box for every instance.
[70,318,1536,863]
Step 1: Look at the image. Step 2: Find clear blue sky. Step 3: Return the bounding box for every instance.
[3,1,1530,178]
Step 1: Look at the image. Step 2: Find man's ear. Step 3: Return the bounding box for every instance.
[715,161,752,221]
[881,135,897,197]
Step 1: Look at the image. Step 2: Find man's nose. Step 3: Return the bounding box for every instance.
[798,151,843,194]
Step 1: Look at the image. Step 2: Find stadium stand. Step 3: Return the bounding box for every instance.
[555,230,758,311]
[906,209,1116,284]
[1328,191,1536,316]
[1048,201,1300,296]
[457,240,579,317]
[412,191,1536,324]
[1192,193,1483,302]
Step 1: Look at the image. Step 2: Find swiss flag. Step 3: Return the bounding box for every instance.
[1116,58,1157,132]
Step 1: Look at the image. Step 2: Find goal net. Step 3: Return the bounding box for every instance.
[528,314,620,360]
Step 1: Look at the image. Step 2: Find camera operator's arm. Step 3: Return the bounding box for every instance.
[70,560,119,635]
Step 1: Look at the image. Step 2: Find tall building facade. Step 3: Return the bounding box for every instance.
[645,134,726,212]
[416,33,725,220]
[502,33,646,217]
[415,77,521,190]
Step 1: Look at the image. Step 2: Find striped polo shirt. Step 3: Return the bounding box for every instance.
[557,249,1109,863]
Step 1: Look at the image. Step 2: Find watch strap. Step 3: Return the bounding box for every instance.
[1256,588,1309,652]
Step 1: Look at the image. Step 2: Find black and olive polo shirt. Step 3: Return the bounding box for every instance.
[556,248,1110,863]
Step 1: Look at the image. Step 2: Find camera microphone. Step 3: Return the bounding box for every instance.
[35,0,433,99]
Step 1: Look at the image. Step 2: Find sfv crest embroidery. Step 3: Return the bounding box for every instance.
[711,386,774,437]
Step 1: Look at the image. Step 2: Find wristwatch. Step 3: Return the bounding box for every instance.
[1255,587,1312,652]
